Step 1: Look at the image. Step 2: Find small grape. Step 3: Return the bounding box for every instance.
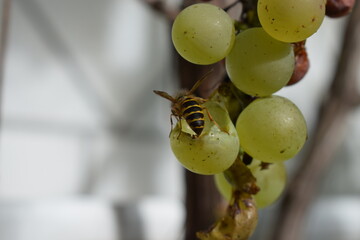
[172,3,235,65]
[236,96,307,163]
[248,159,287,208]
[170,101,239,175]
[214,173,232,201]
[258,0,326,42]
[226,28,294,97]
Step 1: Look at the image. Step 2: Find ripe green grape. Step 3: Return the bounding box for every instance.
[225,28,294,97]
[172,3,235,65]
[236,96,307,163]
[258,0,326,42]
[170,101,239,175]
[214,159,287,208]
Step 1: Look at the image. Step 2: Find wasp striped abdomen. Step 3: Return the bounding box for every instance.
[181,97,205,136]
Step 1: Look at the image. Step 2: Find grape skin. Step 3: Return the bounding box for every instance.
[214,172,232,201]
[258,0,326,42]
[172,3,235,65]
[248,160,287,208]
[236,96,307,163]
[170,102,239,175]
[225,28,294,97]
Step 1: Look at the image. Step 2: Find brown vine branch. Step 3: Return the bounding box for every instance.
[271,1,360,240]
[143,0,179,20]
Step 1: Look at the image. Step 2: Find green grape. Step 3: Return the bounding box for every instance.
[248,159,287,208]
[172,3,235,65]
[214,173,232,201]
[170,101,239,175]
[236,96,307,163]
[258,0,326,43]
[225,28,294,97]
[214,159,287,208]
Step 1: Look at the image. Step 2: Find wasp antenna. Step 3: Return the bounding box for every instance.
[153,90,176,102]
[189,68,215,94]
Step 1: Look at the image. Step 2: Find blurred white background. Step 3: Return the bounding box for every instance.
[0,0,359,240]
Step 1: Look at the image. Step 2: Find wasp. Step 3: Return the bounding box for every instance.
[154,70,222,138]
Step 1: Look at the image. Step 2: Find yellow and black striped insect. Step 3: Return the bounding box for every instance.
[153,71,216,138]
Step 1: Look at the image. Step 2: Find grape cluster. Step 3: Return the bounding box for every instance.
[170,1,315,207]
[156,0,353,239]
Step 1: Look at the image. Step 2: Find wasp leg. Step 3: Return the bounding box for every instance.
[169,114,175,138]
[204,107,230,134]
[169,115,183,139]
[192,96,207,105]
[177,118,183,139]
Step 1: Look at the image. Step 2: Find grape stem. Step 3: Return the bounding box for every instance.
[197,157,259,240]
[239,0,260,27]
[223,156,259,195]
[271,2,360,240]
